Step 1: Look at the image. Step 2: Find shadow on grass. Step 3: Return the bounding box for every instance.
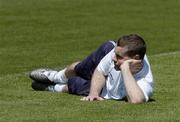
[148,98,156,102]
[119,97,156,103]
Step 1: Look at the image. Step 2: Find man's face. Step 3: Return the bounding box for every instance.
[113,46,132,70]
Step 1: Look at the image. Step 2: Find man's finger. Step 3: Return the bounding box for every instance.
[97,97,104,101]
[80,97,85,101]
[80,96,104,101]
[80,97,88,101]
[90,97,94,101]
[128,59,141,64]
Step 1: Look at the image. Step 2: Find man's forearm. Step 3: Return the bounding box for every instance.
[121,62,145,104]
[89,69,106,96]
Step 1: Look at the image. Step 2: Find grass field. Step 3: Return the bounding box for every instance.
[0,0,180,121]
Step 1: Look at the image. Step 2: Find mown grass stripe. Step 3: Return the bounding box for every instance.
[0,51,179,79]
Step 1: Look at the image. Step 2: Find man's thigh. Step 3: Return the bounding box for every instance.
[74,41,115,80]
[68,76,90,96]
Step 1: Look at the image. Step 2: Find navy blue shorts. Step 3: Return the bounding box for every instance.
[67,41,115,96]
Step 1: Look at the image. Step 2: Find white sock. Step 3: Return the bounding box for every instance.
[43,68,68,84]
[54,84,67,92]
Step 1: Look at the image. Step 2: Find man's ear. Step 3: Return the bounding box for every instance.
[134,55,140,60]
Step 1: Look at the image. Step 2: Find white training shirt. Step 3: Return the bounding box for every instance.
[97,48,154,102]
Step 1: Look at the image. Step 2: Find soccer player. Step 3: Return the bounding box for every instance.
[30,34,154,104]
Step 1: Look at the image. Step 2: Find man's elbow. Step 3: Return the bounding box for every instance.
[128,97,145,104]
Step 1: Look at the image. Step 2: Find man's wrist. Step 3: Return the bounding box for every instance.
[120,62,130,72]
[89,92,99,96]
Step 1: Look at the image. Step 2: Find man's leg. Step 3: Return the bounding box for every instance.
[48,41,115,83]
[73,41,115,80]
[30,62,81,92]
[31,80,68,92]
[68,77,90,96]
[30,41,115,93]
[67,41,115,95]
[30,62,79,83]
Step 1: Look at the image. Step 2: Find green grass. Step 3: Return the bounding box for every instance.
[0,0,180,121]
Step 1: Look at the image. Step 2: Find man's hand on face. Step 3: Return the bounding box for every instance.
[120,59,143,74]
[80,95,104,101]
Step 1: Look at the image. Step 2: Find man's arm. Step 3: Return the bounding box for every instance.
[121,59,145,104]
[81,68,106,101]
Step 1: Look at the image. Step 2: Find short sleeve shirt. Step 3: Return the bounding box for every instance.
[97,49,154,102]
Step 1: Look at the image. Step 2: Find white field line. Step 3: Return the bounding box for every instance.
[0,51,180,79]
[149,51,180,57]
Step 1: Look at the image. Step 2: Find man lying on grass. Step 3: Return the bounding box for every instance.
[29,34,154,104]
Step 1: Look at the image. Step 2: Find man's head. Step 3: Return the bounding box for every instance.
[117,34,146,59]
[113,34,146,70]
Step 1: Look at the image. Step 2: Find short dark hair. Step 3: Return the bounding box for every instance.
[117,34,146,59]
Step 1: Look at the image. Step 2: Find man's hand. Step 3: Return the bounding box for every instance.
[80,95,104,101]
[121,59,143,74]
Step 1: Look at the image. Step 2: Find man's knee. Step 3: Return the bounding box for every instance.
[65,61,80,78]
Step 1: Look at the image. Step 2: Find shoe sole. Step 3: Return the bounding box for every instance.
[29,69,52,83]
